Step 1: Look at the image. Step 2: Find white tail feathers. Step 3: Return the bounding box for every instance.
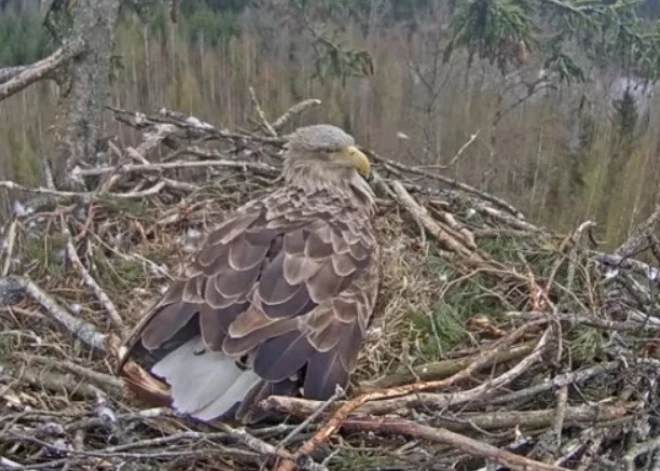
[151,336,260,421]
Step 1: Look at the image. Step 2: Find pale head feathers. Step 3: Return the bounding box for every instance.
[282,124,375,210]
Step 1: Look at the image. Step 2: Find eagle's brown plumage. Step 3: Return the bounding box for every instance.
[118,124,379,423]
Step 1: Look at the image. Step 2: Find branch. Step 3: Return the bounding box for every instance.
[249,86,278,137]
[275,321,546,471]
[420,130,480,169]
[0,38,85,102]
[369,150,524,218]
[360,342,534,390]
[0,65,27,85]
[615,204,660,259]
[0,179,167,200]
[61,216,125,331]
[271,99,322,131]
[216,424,328,471]
[73,159,279,179]
[12,352,124,394]
[3,275,107,352]
[390,180,481,261]
[484,361,620,406]
[340,418,570,471]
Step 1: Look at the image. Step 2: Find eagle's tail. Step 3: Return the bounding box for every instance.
[150,336,261,422]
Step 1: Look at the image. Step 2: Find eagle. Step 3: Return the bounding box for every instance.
[117,124,380,424]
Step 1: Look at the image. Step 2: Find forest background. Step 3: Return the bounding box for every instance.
[2,0,660,249]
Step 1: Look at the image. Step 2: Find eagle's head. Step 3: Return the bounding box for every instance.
[282,124,372,184]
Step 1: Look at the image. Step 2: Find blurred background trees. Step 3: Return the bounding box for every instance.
[1,0,660,247]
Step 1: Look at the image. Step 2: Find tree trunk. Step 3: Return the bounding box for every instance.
[53,0,122,189]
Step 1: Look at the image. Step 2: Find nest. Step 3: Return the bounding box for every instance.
[1,98,660,471]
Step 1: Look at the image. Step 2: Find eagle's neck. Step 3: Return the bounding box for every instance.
[283,160,376,215]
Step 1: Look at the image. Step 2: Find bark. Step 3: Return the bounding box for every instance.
[53,0,122,189]
[0,39,84,100]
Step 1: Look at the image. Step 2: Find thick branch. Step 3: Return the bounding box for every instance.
[0,65,27,84]
[0,39,85,102]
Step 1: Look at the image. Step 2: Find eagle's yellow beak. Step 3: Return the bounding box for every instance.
[333,145,371,179]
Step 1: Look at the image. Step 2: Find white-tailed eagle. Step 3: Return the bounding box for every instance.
[118,124,379,423]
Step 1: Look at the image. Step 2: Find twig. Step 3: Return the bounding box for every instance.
[566,221,597,294]
[60,216,124,331]
[74,159,279,179]
[277,386,345,448]
[370,150,524,218]
[550,384,568,459]
[0,456,23,469]
[216,423,328,471]
[421,130,480,169]
[340,418,570,471]
[510,311,660,333]
[107,105,286,145]
[276,321,545,471]
[360,342,534,390]
[623,436,660,471]
[272,99,322,131]
[3,363,102,399]
[593,252,660,283]
[0,180,167,201]
[616,203,660,259]
[249,86,278,137]
[268,399,632,433]
[12,353,124,393]
[5,275,107,351]
[1,220,17,276]
[484,361,620,405]
[390,180,481,261]
[344,328,549,416]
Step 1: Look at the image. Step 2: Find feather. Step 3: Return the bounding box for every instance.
[254,331,315,381]
[119,124,381,423]
[151,336,248,418]
[141,303,198,350]
[228,234,271,271]
[307,262,345,303]
[304,350,348,400]
[223,318,298,357]
[199,302,247,350]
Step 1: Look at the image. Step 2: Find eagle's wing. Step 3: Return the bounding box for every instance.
[119,187,379,422]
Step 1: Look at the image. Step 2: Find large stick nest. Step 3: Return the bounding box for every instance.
[1,98,660,471]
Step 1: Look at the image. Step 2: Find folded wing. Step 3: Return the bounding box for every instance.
[119,188,379,422]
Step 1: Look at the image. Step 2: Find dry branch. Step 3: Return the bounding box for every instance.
[0,180,167,201]
[272,99,322,131]
[249,86,278,137]
[360,342,535,390]
[485,361,620,405]
[61,218,124,331]
[390,180,482,261]
[0,39,85,101]
[4,276,107,351]
[276,322,546,471]
[74,158,279,179]
[341,419,570,471]
[616,203,660,258]
[370,150,524,218]
[11,353,124,394]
